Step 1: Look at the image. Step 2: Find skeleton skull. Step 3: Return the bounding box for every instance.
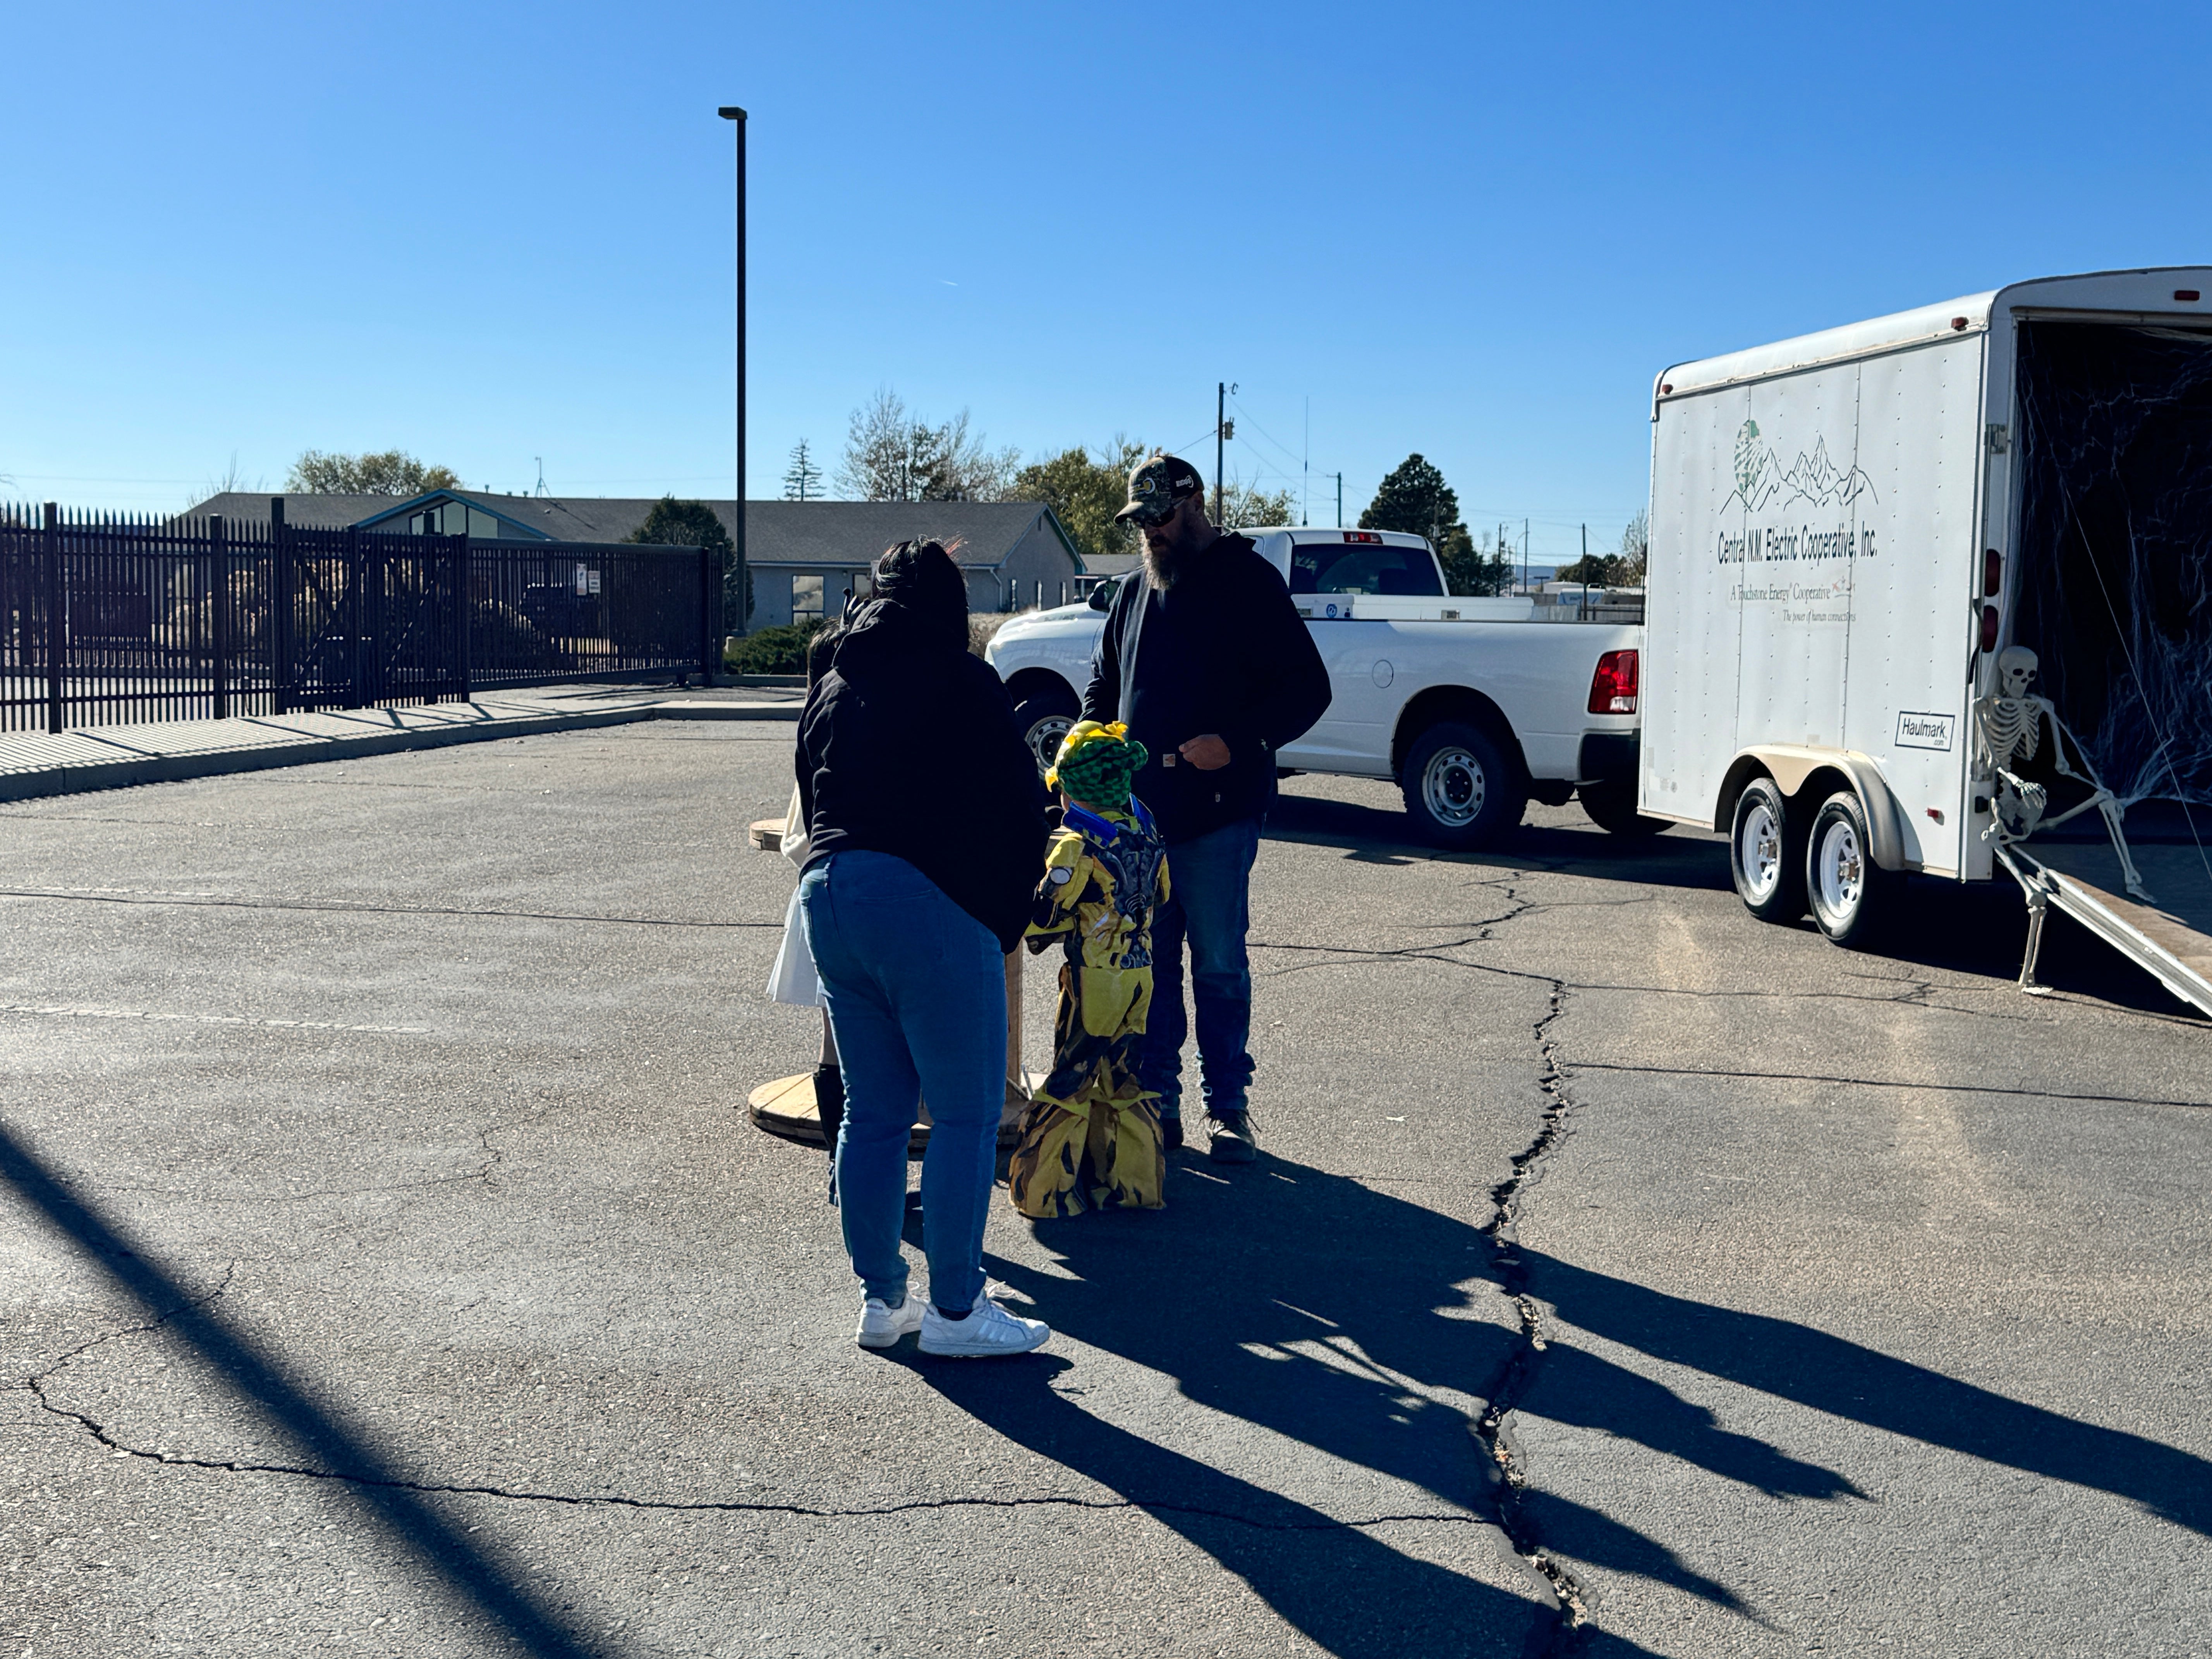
[1996,644,2038,700]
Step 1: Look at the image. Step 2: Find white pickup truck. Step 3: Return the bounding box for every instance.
[984,526,1648,848]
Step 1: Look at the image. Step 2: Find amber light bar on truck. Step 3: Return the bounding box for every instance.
[1588,649,1638,714]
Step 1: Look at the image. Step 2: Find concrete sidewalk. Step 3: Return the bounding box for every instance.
[0,681,801,802]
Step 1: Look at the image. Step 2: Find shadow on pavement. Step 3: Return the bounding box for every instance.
[904,1151,2212,1652]
[1523,1247,2212,1540]
[1266,788,2205,1019]
[0,1123,607,1659]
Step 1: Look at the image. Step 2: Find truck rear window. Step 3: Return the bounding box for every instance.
[1288,541,1443,596]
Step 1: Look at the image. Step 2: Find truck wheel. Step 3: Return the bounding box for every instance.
[1401,721,1526,850]
[1012,683,1079,778]
[1806,790,1901,948]
[1578,781,1670,838]
[1729,776,1805,921]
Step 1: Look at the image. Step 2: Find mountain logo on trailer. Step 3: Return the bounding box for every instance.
[1724,419,1877,515]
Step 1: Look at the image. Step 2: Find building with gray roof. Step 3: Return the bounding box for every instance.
[180,492,1086,625]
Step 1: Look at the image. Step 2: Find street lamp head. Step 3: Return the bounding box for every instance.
[718,106,747,120]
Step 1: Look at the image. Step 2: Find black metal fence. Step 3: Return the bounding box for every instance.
[0,502,718,734]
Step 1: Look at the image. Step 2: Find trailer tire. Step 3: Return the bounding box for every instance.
[1578,781,1671,838]
[1805,790,1901,948]
[1012,682,1080,779]
[1729,776,1805,921]
[1401,721,1526,850]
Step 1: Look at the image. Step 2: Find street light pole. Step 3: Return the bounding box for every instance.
[718,105,749,649]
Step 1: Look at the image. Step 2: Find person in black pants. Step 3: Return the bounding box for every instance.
[1082,455,1331,1162]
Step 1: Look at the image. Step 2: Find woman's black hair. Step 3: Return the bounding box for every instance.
[869,539,970,651]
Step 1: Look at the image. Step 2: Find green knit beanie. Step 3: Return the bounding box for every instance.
[1047,721,1149,810]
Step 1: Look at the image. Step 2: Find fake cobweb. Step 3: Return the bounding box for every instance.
[2014,321,2212,812]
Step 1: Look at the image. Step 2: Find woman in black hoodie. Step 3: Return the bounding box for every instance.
[795,540,1053,1358]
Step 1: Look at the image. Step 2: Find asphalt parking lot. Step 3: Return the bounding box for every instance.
[3,723,2207,1657]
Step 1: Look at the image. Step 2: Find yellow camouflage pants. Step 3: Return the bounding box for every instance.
[1008,963,1165,1217]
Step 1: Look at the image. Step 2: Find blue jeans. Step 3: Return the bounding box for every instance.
[799,852,1005,1312]
[1138,815,1262,1120]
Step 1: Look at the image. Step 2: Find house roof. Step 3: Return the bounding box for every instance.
[183,492,411,528]
[176,492,1085,570]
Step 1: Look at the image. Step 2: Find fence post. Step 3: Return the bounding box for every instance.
[210,514,230,720]
[270,497,292,715]
[453,532,471,702]
[699,546,716,684]
[43,502,63,734]
[343,525,362,710]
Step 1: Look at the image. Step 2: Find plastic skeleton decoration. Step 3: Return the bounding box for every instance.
[1977,644,2154,993]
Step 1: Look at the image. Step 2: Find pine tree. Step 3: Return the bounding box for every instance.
[783,439,825,502]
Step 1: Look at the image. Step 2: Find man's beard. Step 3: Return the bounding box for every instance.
[1142,524,1197,588]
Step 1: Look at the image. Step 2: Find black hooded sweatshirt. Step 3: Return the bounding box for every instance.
[1083,533,1332,844]
[796,597,1049,953]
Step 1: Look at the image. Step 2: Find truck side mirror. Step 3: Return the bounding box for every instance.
[1087,578,1118,612]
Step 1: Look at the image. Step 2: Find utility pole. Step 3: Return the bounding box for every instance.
[1336,472,1343,527]
[1522,518,1529,597]
[718,105,749,647]
[1214,382,1237,525]
[1302,396,1309,527]
[1580,522,1589,620]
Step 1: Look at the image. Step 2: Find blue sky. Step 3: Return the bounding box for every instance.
[5,2,2207,569]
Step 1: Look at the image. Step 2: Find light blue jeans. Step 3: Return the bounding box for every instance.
[799,851,1005,1312]
[1139,815,1262,1120]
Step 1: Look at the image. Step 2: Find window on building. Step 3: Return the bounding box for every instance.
[791,574,824,622]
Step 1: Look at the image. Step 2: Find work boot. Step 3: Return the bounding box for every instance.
[1208,1110,1257,1164]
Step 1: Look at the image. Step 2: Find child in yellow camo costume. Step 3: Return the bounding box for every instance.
[1008,721,1171,1217]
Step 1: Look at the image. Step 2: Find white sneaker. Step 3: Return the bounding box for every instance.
[918,1292,1051,1358]
[856,1291,925,1349]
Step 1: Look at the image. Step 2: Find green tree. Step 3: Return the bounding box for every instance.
[1219,477,1297,530]
[1008,440,1149,569]
[1555,553,1621,586]
[285,449,460,495]
[1360,453,1499,594]
[1439,525,1514,597]
[627,496,752,625]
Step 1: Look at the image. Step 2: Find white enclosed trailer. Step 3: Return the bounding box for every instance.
[1640,268,2212,1015]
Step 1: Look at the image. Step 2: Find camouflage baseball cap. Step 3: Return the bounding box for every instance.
[1114,454,1205,526]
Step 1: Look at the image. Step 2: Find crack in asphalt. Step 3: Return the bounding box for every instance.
[1466,902,1593,1645]
[0,888,778,929]
[21,1283,1496,1539]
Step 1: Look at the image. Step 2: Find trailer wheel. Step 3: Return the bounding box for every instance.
[1012,682,1080,778]
[1806,790,1901,948]
[1729,776,1805,921]
[1401,721,1526,850]
[1578,781,1671,838]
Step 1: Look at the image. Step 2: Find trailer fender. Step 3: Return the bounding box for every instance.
[1714,746,1914,873]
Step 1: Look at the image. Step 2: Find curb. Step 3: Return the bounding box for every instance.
[0,700,799,805]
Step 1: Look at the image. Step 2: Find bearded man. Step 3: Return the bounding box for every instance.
[1081,454,1331,1162]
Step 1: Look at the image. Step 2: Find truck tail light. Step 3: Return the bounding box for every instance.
[1980,605,2000,653]
[1589,649,1638,714]
[1983,547,2002,596]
